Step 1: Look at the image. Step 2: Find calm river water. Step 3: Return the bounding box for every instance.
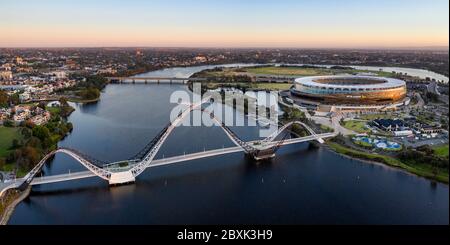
[8,65,449,224]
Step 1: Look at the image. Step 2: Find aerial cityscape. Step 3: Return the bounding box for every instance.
[0,0,448,233]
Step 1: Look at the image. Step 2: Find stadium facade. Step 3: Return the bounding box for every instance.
[291,75,407,105]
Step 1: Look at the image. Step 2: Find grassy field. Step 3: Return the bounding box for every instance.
[0,126,23,158]
[245,66,333,76]
[353,139,373,147]
[433,144,449,157]
[320,125,334,133]
[198,66,399,91]
[45,106,61,115]
[342,120,370,133]
[199,66,399,81]
[254,83,293,90]
[327,141,449,183]
[243,66,397,77]
[359,114,398,120]
[205,82,292,91]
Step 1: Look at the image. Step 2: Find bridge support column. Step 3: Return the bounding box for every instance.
[109,171,135,185]
[251,149,276,161]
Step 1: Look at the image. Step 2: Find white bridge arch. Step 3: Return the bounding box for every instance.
[10,97,328,188]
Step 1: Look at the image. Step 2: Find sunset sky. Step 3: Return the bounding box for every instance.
[1,0,448,48]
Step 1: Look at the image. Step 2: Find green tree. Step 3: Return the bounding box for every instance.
[32,125,50,141]
[80,87,100,100]
[21,127,32,139]
[3,120,14,127]
[25,137,41,148]
[0,90,8,108]
[38,101,47,110]
[11,139,20,149]
[59,97,68,106]
[8,93,20,105]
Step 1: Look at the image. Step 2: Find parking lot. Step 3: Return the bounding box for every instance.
[401,136,448,148]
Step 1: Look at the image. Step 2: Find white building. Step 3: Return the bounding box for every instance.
[19,92,31,102]
[194,56,207,62]
[394,130,414,137]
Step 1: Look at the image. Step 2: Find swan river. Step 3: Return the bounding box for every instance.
[8,64,448,224]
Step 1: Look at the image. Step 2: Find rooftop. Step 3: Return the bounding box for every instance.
[295,75,406,89]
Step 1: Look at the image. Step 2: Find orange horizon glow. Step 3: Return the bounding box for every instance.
[1,0,448,48]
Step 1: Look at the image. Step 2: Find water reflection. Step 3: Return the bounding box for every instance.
[7,64,449,225]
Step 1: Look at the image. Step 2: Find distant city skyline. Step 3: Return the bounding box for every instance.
[1,0,448,48]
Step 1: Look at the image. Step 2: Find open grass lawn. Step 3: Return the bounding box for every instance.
[354,139,373,147]
[245,66,333,76]
[244,66,397,77]
[254,83,293,90]
[205,82,292,91]
[45,106,61,115]
[343,120,370,133]
[433,144,449,157]
[0,126,23,158]
[327,142,448,183]
[203,66,398,79]
[359,113,397,120]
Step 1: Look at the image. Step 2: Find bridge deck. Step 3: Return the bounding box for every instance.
[0,132,335,193]
[28,133,334,186]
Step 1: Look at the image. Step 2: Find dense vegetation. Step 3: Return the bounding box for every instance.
[280,107,309,137]
[58,75,108,101]
[77,87,101,100]
[281,107,306,122]
[0,99,74,176]
[399,145,449,173]
[78,75,108,90]
[191,68,254,84]
[424,91,440,103]
[0,90,19,108]
[329,135,449,183]
[0,90,7,108]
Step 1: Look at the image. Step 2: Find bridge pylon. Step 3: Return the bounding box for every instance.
[109,171,135,185]
[250,149,276,161]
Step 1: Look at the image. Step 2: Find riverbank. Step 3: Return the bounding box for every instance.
[0,102,76,221]
[67,97,100,104]
[326,141,449,184]
[0,186,30,225]
[6,65,449,225]
[0,102,75,175]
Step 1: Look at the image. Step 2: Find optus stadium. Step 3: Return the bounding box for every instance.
[291,75,407,105]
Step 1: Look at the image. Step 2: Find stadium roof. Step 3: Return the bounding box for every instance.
[295,75,406,89]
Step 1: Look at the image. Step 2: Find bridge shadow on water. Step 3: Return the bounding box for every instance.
[28,183,110,197]
[134,142,318,188]
[12,142,324,225]
[29,141,319,198]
